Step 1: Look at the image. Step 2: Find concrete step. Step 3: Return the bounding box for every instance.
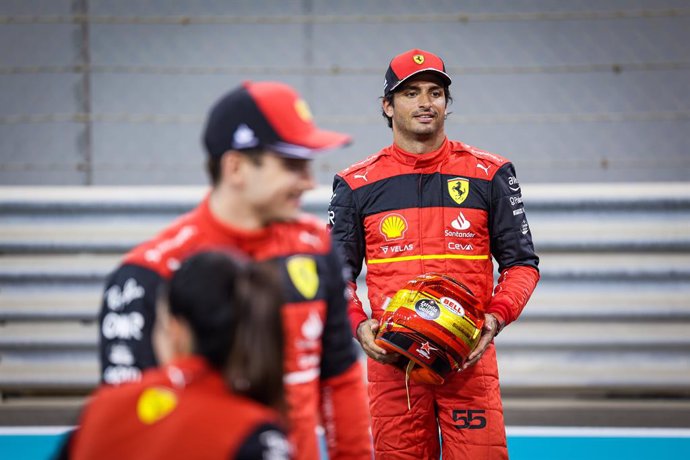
[524,283,690,321]
[0,358,97,394]
[2,184,689,213]
[2,348,688,398]
[1,253,689,285]
[2,212,688,239]
[502,397,690,428]
[3,396,690,428]
[0,220,166,246]
[498,321,690,350]
[538,252,690,281]
[2,282,689,323]
[498,350,690,397]
[0,254,118,284]
[2,239,688,255]
[3,319,688,352]
[0,290,100,321]
[0,323,97,350]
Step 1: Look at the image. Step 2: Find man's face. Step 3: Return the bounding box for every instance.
[384,74,447,138]
[243,151,316,224]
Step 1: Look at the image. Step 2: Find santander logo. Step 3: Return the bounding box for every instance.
[451,212,471,230]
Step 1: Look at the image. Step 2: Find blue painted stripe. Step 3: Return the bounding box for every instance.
[2,427,690,460]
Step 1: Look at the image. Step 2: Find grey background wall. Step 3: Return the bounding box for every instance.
[1,0,688,186]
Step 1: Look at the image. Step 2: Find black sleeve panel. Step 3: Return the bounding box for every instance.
[327,175,365,282]
[234,423,291,460]
[489,163,540,273]
[98,263,163,384]
[320,244,360,380]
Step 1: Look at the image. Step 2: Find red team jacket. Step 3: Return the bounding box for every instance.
[328,138,539,459]
[66,356,289,459]
[98,196,371,459]
[329,138,539,333]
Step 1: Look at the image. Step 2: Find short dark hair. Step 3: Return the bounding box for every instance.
[162,251,285,410]
[380,86,452,129]
[205,148,265,186]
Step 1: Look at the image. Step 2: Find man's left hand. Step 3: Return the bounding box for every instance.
[462,313,501,370]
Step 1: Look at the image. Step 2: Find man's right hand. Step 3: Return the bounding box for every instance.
[356,319,400,364]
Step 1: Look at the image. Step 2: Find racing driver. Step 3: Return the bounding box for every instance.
[328,48,540,459]
[98,81,372,459]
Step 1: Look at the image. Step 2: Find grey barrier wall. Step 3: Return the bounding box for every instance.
[1,184,689,426]
[1,0,689,186]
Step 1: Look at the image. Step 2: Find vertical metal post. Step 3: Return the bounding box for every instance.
[73,0,93,185]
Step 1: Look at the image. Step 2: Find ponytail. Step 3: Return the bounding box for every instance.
[166,251,285,411]
[226,261,285,411]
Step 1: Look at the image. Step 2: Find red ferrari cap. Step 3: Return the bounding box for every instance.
[203,81,351,159]
[384,49,452,96]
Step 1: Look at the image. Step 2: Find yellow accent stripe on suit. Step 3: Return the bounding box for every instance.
[367,254,489,264]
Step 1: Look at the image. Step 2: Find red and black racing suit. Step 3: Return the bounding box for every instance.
[98,195,371,460]
[328,138,539,459]
[63,356,291,459]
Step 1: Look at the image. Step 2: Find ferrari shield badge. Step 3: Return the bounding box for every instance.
[447,178,470,205]
[137,387,178,424]
[413,54,425,65]
[287,256,319,299]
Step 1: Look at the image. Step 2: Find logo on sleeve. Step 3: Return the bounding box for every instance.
[137,387,178,425]
[380,213,408,241]
[259,430,292,459]
[448,178,470,205]
[508,175,521,192]
[105,278,145,311]
[287,256,319,299]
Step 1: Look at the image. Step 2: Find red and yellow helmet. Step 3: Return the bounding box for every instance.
[374,273,485,385]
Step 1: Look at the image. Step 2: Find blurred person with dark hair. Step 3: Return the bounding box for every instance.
[328,49,540,459]
[59,251,290,459]
[97,82,372,459]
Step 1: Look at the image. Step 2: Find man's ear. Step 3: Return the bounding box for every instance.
[169,315,194,357]
[219,151,247,186]
[382,98,395,118]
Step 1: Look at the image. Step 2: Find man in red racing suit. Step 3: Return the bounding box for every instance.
[328,49,539,459]
[99,82,372,460]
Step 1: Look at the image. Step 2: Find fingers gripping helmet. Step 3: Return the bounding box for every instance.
[375,273,485,385]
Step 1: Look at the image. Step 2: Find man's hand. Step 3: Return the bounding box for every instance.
[462,313,502,370]
[356,319,400,364]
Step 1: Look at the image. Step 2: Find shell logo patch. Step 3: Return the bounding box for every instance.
[294,99,313,122]
[380,213,408,241]
[448,178,470,205]
[413,54,425,65]
[287,256,319,299]
[136,387,178,425]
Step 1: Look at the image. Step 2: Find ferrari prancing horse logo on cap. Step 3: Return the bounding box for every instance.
[448,178,470,205]
[294,99,313,122]
[413,54,425,65]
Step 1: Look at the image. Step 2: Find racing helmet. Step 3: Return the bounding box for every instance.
[374,273,485,385]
